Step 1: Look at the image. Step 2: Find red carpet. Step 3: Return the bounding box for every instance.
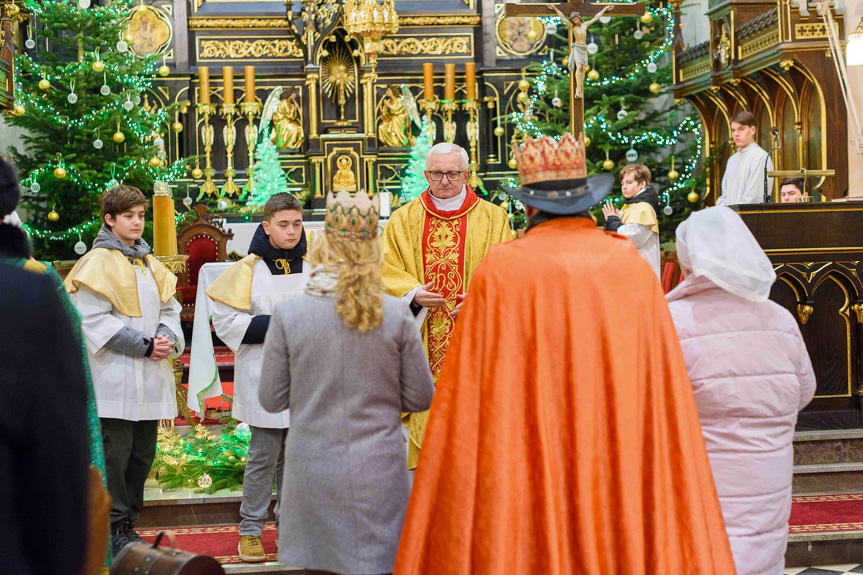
[140,523,280,565]
[790,493,863,534]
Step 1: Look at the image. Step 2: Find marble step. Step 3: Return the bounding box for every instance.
[786,531,863,568]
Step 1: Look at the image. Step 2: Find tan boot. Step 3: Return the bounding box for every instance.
[238,534,266,563]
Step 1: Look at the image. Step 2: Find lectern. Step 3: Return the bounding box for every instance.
[734,202,863,430]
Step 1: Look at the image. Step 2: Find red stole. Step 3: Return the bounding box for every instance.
[419,187,480,379]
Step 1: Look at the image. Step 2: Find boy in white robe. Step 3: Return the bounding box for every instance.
[718,110,774,205]
[602,164,661,277]
[65,186,184,556]
[204,193,308,563]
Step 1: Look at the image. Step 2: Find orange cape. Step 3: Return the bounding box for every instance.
[394,218,736,575]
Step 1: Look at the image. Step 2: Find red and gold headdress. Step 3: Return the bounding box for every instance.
[513,133,587,186]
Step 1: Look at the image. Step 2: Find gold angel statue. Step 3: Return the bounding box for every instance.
[271,87,305,149]
[378,84,417,148]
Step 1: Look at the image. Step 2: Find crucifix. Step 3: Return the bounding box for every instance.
[504,1,646,139]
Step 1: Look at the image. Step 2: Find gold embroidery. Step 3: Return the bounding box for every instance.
[274,259,292,274]
[424,217,464,380]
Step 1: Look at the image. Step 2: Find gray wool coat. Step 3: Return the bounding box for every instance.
[259,293,435,575]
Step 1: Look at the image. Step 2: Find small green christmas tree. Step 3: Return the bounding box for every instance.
[247,139,290,206]
[400,116,433,203]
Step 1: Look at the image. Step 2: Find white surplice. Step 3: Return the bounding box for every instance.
[72,266,184,421]
[718,142,774,206]
[209,259,307,428]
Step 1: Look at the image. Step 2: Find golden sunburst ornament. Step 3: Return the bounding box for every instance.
[321,43,356,123]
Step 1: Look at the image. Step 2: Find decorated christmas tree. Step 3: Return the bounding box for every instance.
[505,2,705,238]
[399,116,433,204]
[6,0,187,259]
[247,139,290,207]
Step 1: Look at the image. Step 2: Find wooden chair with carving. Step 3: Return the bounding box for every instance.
[176,204,234,322]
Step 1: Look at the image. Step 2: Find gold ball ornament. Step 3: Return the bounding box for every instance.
[649,82,662,94]
[584,136,591,147]
[516,92,529,104]
[602,158,615,171]
[136,1,147,12]
[92,60,104,73]
[113,130,125,143]
[191,167,204,179]
[13,104,25,116]
[508,157,518,170]
[124,31,134,43]
[687,190,700,203]
[148,156,162,168]
[526,29,538,42]
[158,64,170,77]
[587,69,600,81]
[47,209,60,222]
[53,166,67,179]
[667,168,680,181]
[499,201,510,211]
[517,78,530,92]
[493,126,505,137]
[39,78,51,91]
[172,121,184,133]
[640,11,653,24]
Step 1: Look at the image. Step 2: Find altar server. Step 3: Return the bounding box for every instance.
[667,207,816,575]
[66,185,184,556]
[205,192,308,563]
[718,111,773,205]
[602,164,661,277]
[394,135,736,575]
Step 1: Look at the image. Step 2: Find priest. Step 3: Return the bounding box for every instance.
[382,143,511,469]
[394,134,736,574]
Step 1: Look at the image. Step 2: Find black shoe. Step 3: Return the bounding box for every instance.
[111,522,132,557]
[123,519,144,545]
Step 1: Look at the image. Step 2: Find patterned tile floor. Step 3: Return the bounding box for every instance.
[786,566,863,574]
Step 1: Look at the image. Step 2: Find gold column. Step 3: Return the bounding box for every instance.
[464,99,481,189]
[363,71,375,136]
[311,157,325,198]
[306,72,320,139]
[242,101,262,186]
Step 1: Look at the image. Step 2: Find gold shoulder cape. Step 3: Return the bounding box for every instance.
[64,248,177,318]
[621,202,659,234]
[204,254,261,311]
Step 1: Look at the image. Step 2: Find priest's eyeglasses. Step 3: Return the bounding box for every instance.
[427,170,466,181]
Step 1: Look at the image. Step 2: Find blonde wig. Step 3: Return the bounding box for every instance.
[307,231,384,332]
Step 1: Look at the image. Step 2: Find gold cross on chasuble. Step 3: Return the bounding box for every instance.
[503,1,645,139]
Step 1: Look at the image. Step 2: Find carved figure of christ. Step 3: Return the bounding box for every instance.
[504,1,646,138]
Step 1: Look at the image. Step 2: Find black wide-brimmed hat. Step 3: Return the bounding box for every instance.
[502,134,614,215]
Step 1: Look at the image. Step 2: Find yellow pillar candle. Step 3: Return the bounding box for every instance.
[465,62,476,100]
[244,66,256,103]
[423,63,434,100]
[222,66,234,104]
[152,182,178,257]
[198,66,210,104]
[444,63,455,101]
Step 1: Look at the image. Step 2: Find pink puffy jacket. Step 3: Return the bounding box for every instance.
[667,276,816,575]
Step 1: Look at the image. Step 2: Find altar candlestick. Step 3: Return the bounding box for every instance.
[444,63,455,101]
[244,66,256,103]
[222,66,234,104]
[198,66,210,104]
[423,63,434,100]
[465,62,476,100]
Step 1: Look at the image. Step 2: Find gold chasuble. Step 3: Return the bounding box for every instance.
[382,187,511,469]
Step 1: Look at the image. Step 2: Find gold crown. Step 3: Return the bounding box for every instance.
[513,133,587,186]
[325,190,380,241]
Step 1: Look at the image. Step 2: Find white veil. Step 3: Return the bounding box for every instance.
[675,206,776,302]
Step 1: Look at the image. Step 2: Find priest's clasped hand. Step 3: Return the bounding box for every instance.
[601,201,621,221]
[413,281,446,308]
[449,294,466,319]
